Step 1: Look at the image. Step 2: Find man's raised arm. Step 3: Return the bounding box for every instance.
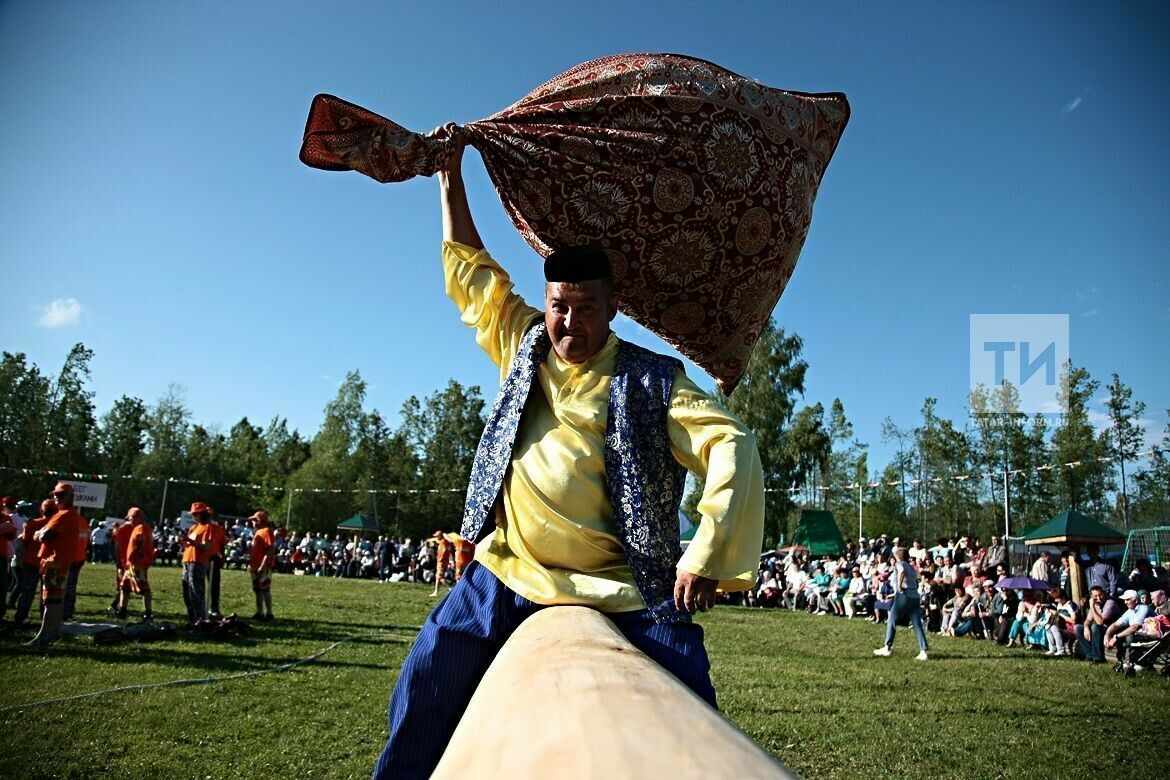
[437,126,484,250]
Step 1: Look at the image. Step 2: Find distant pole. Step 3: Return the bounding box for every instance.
[286,488,294,528]
[371,476,380,530]
[1119,457,1130,531]
[857,483,863,541]
[1002,469,1011,538]
[158,478,170,524]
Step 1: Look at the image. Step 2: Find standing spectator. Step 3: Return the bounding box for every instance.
[26,483,86,647]
[249,511,276,621]
[1030,550,1057,587]
[205,508,227,619]
[3,497,27,606]
[90,520,110,563]
[984,535,1006,576]
[125,507,155,621]
[1084,546,1118,598]
[0,503,15,622]
[1127,558,1164,594]
[11,499,54,626]
[180,502,214,626]
[109,516,135,618]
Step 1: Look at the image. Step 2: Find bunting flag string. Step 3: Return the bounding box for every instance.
[2,446,1162,499]
[759,448,1161,494]
[0,466,463,496]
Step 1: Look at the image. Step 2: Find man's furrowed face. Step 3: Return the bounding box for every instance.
[545,279,617,364]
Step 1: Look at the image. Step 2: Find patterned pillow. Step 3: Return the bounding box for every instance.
[301,53,849,393]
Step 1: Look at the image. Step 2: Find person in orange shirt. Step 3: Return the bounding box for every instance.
[429,530,454,597]
[109,516,135,619]
[27,483,86,647]
[205,507,228,619]
[11,498,54,627]
[124,507,155,622]
[181,502,214,626]
[248,511,276,621]
[453,535,475,583]
[62,507,91,621]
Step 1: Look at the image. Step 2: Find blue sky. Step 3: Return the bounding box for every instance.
[2,1,1167,477]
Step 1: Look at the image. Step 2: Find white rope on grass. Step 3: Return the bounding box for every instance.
[2,628,413,713]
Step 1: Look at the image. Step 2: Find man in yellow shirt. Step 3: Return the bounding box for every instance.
[374,137,765,779]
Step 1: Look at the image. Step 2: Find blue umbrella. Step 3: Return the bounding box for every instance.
[996,576,1052,591]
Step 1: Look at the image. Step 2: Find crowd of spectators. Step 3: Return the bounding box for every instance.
[84,517,452,585]
[747,533,1170,671]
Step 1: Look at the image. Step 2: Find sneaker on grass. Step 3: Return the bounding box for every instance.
[916,650,928,661]
[873,646,891,656]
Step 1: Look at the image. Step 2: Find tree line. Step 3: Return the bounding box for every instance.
[2,333,1165,545]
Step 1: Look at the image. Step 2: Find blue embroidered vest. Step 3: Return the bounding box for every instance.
[460,319,689,623]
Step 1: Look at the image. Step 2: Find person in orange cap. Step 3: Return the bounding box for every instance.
[205,506,227,619]
[180,502,214,626]
[248,511,275,621]
[11,498,54,626]
[429,530,454,597]
[109,513,136,619]
[26,483,86,647]
[62,491,91,621]
[124,507,155,621]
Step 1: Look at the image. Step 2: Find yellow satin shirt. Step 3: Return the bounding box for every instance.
[444,241,764,612]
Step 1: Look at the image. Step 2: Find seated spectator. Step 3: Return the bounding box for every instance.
[829,570,849,616]
[991,582,1017,644]
[941,585,970,637]
[1076,585,1120,663]
[756,570,780,608]
[920,571,945,633]
[908,539,927,567]
[783,565,807,611]
[1024,592,1053,649]
[1104,589,1151,662]
[809,565,832,614]
[1045,586,1079,656]
[844,567,867,618]
[938,555,957,587]
[1007,591,1040,648]
[871,572,894,624]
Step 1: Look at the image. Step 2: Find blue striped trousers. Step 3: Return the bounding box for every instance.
[373,562,716,779]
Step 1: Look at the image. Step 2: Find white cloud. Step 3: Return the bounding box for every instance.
[1061,87,1090,118]
[37,298,83,328]
[1080,308,1101,318]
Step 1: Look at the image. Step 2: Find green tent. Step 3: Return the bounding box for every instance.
[338,514,380,535]
[791,510,845,557]
[1023,509,1125,546]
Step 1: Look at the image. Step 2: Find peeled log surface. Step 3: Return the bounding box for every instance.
[432,606,795,779]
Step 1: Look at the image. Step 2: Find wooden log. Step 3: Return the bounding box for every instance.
[432,606,795,779]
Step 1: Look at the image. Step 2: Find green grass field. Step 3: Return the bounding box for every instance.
[2,564,1167,779]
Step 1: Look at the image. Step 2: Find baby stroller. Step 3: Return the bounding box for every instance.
[1116,632,1170,678]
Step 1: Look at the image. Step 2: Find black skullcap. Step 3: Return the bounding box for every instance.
[544,245,612,283]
